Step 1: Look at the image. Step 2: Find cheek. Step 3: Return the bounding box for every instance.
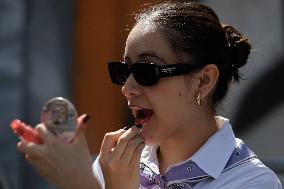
[154,91,188,122]
[149,80,194,115]
[145,78,195,117]
[143,92,194,144]
[157,89,196,128]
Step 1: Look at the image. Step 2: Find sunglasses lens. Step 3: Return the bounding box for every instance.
[108,62,128,85]
[133,64,158,86]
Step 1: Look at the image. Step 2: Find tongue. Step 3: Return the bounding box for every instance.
[135,109,153,125]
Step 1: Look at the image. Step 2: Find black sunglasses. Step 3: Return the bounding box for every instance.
[108,61,203,86]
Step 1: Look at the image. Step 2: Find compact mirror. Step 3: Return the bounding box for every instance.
[41,97,77,136]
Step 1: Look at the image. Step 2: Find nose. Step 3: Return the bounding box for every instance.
[122,74,142,99]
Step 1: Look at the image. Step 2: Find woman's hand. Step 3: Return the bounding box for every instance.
[99,126,145,189]
[17,114,100,189]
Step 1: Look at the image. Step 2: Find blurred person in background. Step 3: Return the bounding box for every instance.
[16,1,282,189]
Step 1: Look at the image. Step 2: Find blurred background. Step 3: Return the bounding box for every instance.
[0,0,283,188]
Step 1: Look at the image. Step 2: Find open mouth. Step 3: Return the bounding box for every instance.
[132,108,154,125]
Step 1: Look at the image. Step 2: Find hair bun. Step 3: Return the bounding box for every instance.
[223,25,251,69]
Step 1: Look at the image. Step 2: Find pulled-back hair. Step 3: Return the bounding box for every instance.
[135,2,251,105]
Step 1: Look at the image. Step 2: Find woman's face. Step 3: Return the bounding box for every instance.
[122,23,200,145]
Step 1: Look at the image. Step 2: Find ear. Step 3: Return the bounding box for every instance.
[196,64,219,98]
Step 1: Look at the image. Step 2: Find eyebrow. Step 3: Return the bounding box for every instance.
[139,52,166,63]
[123,51,166,64]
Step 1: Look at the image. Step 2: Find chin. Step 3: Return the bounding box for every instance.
[140,123,162,146]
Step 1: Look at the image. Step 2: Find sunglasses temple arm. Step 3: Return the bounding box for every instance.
[158,66,197,78]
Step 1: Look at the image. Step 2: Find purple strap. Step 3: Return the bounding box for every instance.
[140,142,256,189]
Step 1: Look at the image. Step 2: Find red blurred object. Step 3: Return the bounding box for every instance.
[10,119,43,144]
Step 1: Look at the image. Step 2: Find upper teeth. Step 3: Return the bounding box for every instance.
[131,107,143,110]
[131,108,143,118]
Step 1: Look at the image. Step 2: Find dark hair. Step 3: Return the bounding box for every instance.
[135,2,251,105]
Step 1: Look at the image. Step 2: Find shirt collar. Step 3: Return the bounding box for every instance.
[191,116,236,179]
[140,116,236,179]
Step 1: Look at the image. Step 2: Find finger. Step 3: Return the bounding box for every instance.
[111,126,141,159]
[35,124,57,144]
[130,142,145,168]
[99,129,125,159]
[17,141,44,157]
[25,154,54,182]
[121,136,144,164]
[69,114,90,143]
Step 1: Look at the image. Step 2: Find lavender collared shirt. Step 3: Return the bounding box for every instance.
[92,116,282,189]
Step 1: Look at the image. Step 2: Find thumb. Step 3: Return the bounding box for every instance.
[69,114,91,143]
[35,123,56,143]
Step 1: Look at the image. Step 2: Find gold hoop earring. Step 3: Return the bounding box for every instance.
[196,92,202,106]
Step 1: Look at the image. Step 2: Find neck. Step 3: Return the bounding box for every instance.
[157,111,219,174]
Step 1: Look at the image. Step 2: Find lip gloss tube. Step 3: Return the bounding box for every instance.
[10,119,43,144]
[123,124,142,130]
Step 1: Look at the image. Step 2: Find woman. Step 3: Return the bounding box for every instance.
[18,2,282,189]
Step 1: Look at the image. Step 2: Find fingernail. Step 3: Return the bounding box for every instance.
[83,114,91,124]
[17,142,22,148]
[135,124,142,129]
[123,125,132,130]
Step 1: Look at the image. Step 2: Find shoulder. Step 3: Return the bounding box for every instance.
[218,158,282,188]
[201,138,283,189]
